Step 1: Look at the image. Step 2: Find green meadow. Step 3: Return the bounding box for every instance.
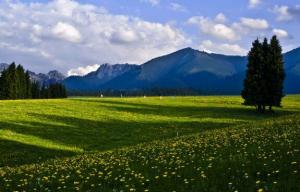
[1,96,300,191]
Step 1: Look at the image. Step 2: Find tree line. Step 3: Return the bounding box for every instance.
[0,63,67,100]
[242,35,285,113]
[67,87,202,97]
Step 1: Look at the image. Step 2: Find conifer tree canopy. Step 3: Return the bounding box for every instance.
[0,63,67,100]
[242,36,285,113]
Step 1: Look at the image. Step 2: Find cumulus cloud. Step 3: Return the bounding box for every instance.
[273,5,300,21]
[215,13,227,23]
[52,22,81,43]
[272,28,289,38]
[249,0,262,8]
[188,16,239,41]
[170,3,187,12]
[240,17,269,30]
[68,64,100,76]
[199,40,247,56]
[188,14,271,43]
[110,29,139,45]
[0,0,189,74]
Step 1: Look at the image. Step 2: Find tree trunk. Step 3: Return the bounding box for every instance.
[257,105,262,113]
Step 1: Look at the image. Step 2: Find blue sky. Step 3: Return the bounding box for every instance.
[0,0,299,75]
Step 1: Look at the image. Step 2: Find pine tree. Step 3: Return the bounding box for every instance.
[7,63,17,100]
[40,84,48,99]
[31,81,41,99]
[16,65,26,99]
[261,38,271,112]
[242,39,264,111]
[0,69,9,99]
[0,63,69,100]
[242,36,285,112]
[25,71,32,99]
[0,64,36,100]
[268,35,285,110]
[61,84,67,98]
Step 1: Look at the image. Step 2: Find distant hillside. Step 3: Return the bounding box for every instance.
[64,47,300,94]
[3,47,299,95]
[29,70,65,86]
[64,64,140,91]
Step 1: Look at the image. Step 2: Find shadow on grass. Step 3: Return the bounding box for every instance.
[0,99,297,167]
[77,99,295,121]
[0,115,233,167]
[0,138,76,167]
[1,114,232,149]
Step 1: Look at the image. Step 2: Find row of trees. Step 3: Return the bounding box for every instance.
[31,82,67,99]
[242,36,285,113]
[0,63,67,100]
[68,87,200,97]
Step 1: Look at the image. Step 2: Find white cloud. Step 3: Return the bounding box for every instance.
[188,16,239,41]
[188,15,269,43]
[215,13,227,23]
[51,0,79,17]
[110,29,139,44]
[240,17,269,30]
[187,13,269,42]
[273,5,300,21]
[273,5,292,21]
[0,0,189,74]
[68,64,100,76]
[272,28,289,38]
[52,22,81,43]
[249,0,262,8]
[0,42,51,58]
[199,40,247,55]
[170,3,187,12]
[141,0,160,6]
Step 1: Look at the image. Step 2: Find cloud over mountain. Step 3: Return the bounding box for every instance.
[199,40,248,55]
[0,0,296,75]
[188,16,239,41]
[0,0,188,74]
[52,22,82,43]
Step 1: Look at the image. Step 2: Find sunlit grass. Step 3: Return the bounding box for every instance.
[0,129,83,153]
[0,95,300,191]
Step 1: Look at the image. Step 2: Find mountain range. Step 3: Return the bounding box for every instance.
[64,47,300,94]
[1,47,299,94]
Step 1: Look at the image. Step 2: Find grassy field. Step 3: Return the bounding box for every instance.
[0,96,300,191]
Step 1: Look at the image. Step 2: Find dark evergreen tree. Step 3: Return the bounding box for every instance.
[16,65,26,99]
[46,83,68,98]
[268,35,285,110]
[40,84,48,99]
[0,63,67,100]
[242,39,264,111]
[31,81,40,99]
[261,38,271,112]
[48,84,57,98]
[6,63,17,100]
[25,71,32,99]
[61,84,67,98]
[0,68,9,99]
[242,36,285,112]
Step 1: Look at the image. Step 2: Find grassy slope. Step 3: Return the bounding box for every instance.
[0,96,300,191]
[0,96,297,167]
